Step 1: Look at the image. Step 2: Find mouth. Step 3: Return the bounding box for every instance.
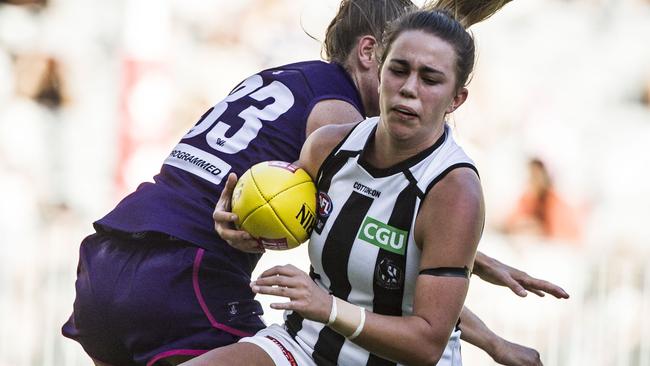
[391,105,418,119]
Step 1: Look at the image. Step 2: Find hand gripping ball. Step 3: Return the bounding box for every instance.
[231,161,317,250]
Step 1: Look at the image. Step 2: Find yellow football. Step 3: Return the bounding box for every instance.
[231,161,317,250]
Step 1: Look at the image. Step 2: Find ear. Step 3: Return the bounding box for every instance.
[356,35,377,71]
[446,87,468,114]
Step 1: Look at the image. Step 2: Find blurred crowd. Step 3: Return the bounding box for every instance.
[0,0,649,365]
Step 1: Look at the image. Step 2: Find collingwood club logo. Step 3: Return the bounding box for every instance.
[375,258,403,290]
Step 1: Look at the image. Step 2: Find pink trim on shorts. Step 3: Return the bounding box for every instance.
[146,349,207,366]
[193,248,254,338]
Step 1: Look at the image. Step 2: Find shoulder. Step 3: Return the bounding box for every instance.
[424,168,483,215]
[306,99,364,136]
[415,167,484,251]
[299,122,358,179]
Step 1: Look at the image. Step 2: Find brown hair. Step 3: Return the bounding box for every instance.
[425,0,512,28]
[323,0,416,64]
[379,0,511,89]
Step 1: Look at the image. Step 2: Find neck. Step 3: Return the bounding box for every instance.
[342,61,377,117]
[367,121,446,169]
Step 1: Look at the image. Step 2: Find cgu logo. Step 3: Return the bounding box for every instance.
[358,216,408,255]
[295,203,316,234]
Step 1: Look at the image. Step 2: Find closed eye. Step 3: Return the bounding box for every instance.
[422,77,440,85]
[389,67,408,76]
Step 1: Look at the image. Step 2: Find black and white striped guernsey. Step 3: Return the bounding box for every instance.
[285,116,477,366]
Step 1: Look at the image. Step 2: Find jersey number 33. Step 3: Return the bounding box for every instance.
[163,75,295,185]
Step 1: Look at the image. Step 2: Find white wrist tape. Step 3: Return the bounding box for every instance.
[347,306,366,340]
[327,295,338,325]
[330,297,366,339]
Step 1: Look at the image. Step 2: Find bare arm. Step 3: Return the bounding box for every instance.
[473,252,569,298]
[305,98,363,136]
[460,307,542,366]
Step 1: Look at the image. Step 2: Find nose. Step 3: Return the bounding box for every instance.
[399,72,417,98]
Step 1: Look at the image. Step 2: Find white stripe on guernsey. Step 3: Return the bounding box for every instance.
[339,338,372,365]
[347,238,378,308]
[163,143,231,185]
[411,128,474,193]
[338,117,377,152]
[291,317,319,356]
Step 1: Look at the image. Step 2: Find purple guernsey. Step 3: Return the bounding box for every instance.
[95,60,364,270]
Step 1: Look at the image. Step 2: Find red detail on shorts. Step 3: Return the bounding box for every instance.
[265,335,298,366]
[193,248,253,338]
[267,161,299,173]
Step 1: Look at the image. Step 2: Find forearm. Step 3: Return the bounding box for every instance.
[330,280,468,366]
[350,312,452,366]
[458,306,499,358]
[460,307,544,366]
[472,251,492,278]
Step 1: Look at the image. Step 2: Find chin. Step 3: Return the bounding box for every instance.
[385,119,417,141]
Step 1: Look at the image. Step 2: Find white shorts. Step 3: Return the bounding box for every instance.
[239,324,314,366]
[239,323,462,366]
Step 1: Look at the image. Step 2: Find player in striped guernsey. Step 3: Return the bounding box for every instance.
[184,2,554,366]
[62,0,563,365]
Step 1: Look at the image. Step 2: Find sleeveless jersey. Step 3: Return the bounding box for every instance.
[95,60,364,272]
[284,117,478,366]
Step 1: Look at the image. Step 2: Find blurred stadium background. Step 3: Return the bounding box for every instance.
[0,0,649,365]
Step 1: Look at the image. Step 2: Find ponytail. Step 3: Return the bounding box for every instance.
[422,0,512,28]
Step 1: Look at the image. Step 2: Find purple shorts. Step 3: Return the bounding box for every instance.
[62,232,265,366]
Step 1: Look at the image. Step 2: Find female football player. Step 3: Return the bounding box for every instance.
[63,1,566,365]
[184,2,553,366]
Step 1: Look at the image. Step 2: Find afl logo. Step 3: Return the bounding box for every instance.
[317,192,333,218]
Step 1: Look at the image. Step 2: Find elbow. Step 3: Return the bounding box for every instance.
[423,348,444,366]
[421,332,456,366]
[411,354,442,366]
[409,339,446,366]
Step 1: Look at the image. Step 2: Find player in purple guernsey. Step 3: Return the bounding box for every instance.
[61,2,405,364]
[95,61,364,256]
[62,1,568,365]
[62,66,370,366]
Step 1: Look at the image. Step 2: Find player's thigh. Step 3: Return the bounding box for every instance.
[181,343,274,366]
[92,358,114,366]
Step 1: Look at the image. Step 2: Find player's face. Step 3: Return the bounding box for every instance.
[378,30,462,142]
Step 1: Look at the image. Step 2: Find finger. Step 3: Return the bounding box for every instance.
[523,278,570,299]
[253,275,299,288]
[238,240,266,254]
[217,173,238,209]
[270,301,296,311]
[259,265,300,279]
[216,226,251,242]
[231,238,265,254]
[218,226,263,253]
[504,277,528,297]
[529,288,546,297]
[213,210,238,227]
[251,284,298,299]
